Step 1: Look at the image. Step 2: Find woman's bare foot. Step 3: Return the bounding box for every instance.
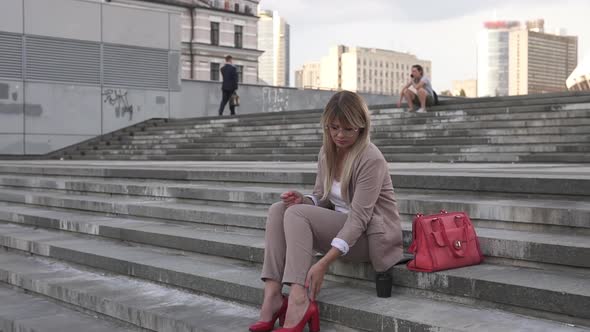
[259,280,284,321]
[283,284,309,327]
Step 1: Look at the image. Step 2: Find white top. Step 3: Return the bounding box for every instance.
[329,180,350,214]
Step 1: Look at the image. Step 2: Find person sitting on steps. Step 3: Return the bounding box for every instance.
[397,64,434,113]
[249,91,403,332]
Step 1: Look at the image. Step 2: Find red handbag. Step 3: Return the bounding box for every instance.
[407,210,484,272]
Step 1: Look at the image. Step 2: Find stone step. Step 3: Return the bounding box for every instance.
[0,201,587,271]
[373,105,590,121]
[0,161,587,196]
[78,144,590,157]
[0,187,270,229]
[1,174,587,229]
[0,190,590,267]
[421,93,590,111]
[120,125,590,141]
[92,134,587,151]
[145,110,590,136]
[521,153,590,163]
[0,250,357,332]
[0,222,588,330]
[158,98,590,129]
[0,283,137,332]
[92,137,486,150]
[49,96,590,161]
[140,114,590,137]
[45,118,169,159]
[119,132,590,147]
[81,152,586,163]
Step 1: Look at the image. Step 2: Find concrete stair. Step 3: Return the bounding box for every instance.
[0,282,138,332]
[0,160,588,331]
[48,92,590,163]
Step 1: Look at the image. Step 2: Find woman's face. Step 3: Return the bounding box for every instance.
[327,118,360,150]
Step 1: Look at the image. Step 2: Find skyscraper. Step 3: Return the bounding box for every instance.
[477,20,520,97]
[478,19,578,96]
[509,20,578,95]
[258,10,290,86]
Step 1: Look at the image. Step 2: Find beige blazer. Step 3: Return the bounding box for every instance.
[309,143,403,272]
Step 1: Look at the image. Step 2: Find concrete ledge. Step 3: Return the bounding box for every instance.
[0,162,588,196]
[0,226,587,331]
[0,202,588,268]
[0,283,135,332]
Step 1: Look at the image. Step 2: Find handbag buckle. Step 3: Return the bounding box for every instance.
[454,240,462,249]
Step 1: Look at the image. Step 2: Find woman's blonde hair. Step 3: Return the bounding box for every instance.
[320,91,371,202]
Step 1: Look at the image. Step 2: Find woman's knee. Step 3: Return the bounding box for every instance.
[266,201,287,226]
[283,205,310,228]
[269,201,287,214]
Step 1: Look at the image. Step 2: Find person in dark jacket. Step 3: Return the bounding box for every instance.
[219,55,239,116]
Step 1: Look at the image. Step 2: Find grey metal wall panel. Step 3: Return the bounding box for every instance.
[168,51,181,91]
[25,36,101,85]
[103,44,169,90]
[0,33,23,80]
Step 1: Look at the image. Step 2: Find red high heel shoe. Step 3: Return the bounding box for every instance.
[249,295,289,332]
[273,301,320,332]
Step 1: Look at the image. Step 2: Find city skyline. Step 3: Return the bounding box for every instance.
[259,0,590,91]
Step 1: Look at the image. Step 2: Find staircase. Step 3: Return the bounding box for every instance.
[0,160,588,331]
[49,92,590,163]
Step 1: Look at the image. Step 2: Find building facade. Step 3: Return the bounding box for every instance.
[257,10,290,86]
[295,45,432,95]
[452,79,477,97]
[0,0,182,155]
[478,19,578,96]
[477,21,520,97]
[509,28,578,95]
[179,0,263,84]
[294,63,321,89]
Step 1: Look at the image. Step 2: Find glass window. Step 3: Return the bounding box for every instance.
[210,62,220,81]
[236,64,244,83]
[234,25,243,48]
[211,22,220,46]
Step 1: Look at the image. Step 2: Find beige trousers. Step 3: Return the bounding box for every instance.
[260,202,371,286]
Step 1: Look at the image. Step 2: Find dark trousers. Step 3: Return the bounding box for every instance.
[219,89,236,116]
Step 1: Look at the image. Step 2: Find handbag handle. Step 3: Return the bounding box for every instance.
[434,217,467,258]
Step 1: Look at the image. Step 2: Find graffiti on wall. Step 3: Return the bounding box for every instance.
[102,89,140,121]
[263,87,289,113]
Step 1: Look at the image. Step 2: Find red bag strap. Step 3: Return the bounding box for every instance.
[408,213,423,254]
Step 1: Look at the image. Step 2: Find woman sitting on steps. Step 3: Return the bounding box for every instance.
[249,90,404,332]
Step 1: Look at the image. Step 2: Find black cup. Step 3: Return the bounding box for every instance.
[375,272,392,298]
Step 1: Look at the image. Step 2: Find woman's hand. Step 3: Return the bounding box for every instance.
[305,261,328,301]
[280,191,305,207]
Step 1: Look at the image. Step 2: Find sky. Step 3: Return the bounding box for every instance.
[259,0,590,91]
